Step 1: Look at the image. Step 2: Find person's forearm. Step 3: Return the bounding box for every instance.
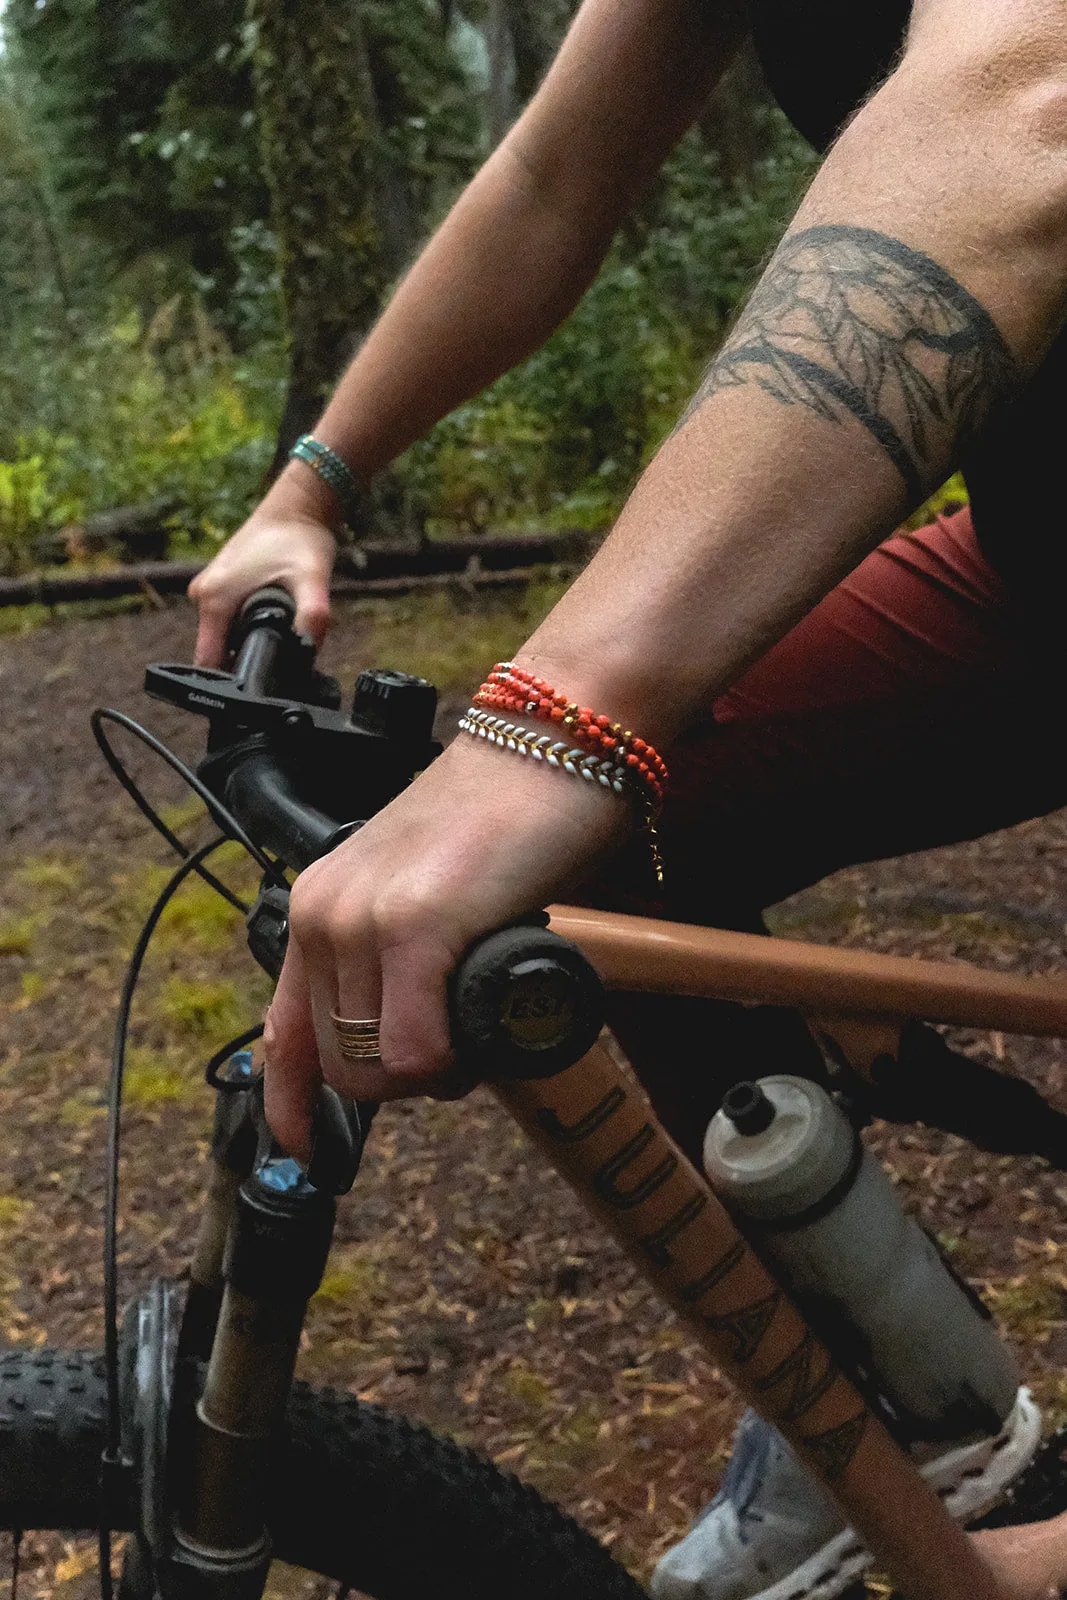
[521,11,1067,742]
[270,0,743,511]
[311,142,617,480]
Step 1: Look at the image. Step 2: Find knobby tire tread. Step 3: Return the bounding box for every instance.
[0,1349,647,1599]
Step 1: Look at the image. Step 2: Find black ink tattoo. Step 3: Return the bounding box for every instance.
[689,226,1018,500]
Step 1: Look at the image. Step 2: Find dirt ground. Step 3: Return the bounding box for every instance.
[2,595,1067,1598]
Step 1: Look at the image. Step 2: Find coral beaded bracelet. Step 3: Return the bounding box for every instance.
[458,663,668,882]
[473,663,668,806]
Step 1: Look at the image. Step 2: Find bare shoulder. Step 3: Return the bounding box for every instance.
[905,0,1067,84]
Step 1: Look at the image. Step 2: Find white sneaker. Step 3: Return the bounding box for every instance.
[650,1389,1042,1600]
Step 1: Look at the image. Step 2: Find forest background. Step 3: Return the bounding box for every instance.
[1,16,1065,1597]
[0,0,831,573]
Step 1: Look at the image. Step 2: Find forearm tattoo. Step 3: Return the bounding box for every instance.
[688,225,1018,501]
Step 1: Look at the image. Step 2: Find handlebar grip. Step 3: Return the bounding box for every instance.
[239,585,297,627]
[227,585,298,665]
[450,922,605,1080]
[228,586,301,693]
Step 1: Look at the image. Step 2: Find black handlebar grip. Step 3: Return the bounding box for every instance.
[239,585,297,626]
[450,922,605,1080]
[228,585,298,662]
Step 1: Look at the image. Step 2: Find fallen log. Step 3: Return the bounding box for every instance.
[0,531,591,608]
[30,497,184,566]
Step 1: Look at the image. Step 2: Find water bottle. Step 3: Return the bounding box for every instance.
[702,1075,1019,1442]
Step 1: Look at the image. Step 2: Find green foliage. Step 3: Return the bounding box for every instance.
[0,457,50,568]
[362,0,482,210]
[3,0,266,313]
[0,294,280,566]
[404,119,818,534]
[0,1,820,554]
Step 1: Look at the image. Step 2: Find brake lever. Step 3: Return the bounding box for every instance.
[305,1089,378,1195]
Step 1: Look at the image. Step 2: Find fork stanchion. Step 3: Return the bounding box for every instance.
[492,1036,1013,1600]
[173,1159,335,1589]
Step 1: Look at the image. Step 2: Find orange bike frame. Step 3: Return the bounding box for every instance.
[485,904,1067,1600]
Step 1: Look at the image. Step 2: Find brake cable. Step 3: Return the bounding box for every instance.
[92,707,295,1600]
[90,708,287,894]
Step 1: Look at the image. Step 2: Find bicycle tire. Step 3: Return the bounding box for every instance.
[0,1349,647,1600]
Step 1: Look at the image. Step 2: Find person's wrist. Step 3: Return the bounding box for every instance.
[261,459,347,537]
[508,642,684,753]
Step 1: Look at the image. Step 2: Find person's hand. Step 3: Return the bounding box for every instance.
[189,466,341,666]
[262,733,631,1160]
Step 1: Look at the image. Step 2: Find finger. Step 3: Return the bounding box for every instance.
[325,929,392,1099]
[324,925,470,1102]
[263,940,323,1161]
[376,935,460,1094]
[193,596,232,669]
[292,571,332,648]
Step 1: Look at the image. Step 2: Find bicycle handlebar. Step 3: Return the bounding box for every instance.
[232,586,298,696]
[218,587,607,1085]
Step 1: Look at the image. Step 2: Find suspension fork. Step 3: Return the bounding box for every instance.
[180,1065,260,1362]
[165,1155,334,1599]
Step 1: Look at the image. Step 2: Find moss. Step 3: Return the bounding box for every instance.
[354,578,570,694]
[15,971,47,1007]
[153,877,246,956]
[555,1405,605,1464]
[503,1364,555,1409]
[15,854,86,896]
[156,796,210,835]
[0,604,50,636]
[0,915,40,956]
[123,1049,195,1107]
[156,976,247,1040]
[0,1195,28,1233]
[59,1088,107,1125]
[314,1259,386,1305]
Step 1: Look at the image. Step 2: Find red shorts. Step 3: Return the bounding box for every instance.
[581,508,1067,1155]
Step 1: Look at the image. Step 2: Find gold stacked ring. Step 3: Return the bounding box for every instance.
[331,1012,382,1061]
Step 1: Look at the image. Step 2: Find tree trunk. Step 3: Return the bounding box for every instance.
[485,0,516,149]
[246,0,390,472]
[504,0,571,104]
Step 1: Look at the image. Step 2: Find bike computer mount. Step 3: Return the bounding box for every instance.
[144,660,440,768]
[145,619,442,836]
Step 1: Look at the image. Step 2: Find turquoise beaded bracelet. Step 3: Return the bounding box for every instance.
[289,435,362,530]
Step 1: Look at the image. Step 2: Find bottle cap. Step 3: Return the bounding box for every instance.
[721,1080,776,1136]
